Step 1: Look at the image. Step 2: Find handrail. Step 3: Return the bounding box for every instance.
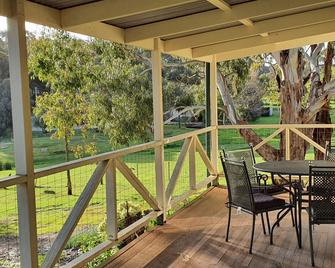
[164,126,214,144]
[0,175,27,188]
[34,141,161,179]
[219,124,335,129]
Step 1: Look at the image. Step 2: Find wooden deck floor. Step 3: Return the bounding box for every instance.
[103,187,335,268]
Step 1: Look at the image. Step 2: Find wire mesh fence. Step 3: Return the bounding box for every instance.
[33,147,158,266]
[0,185,20,268]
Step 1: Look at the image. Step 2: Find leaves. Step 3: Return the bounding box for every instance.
[29,30,96,159]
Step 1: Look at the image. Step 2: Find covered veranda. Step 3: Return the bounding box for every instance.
[1,0,335,267]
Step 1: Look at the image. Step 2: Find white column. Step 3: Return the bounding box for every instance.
[7,0,38,267]
[152,38,165,222]
[210,56,219,180]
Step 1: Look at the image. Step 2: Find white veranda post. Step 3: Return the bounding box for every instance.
[152,38,165,222]
[210,56,219,182]
[7,0,38,267]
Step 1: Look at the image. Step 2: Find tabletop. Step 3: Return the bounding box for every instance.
[254,160,335,176]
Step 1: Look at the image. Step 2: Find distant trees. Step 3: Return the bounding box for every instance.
[0,32,12,138]
[29,31,96,195]
[90,40,153,147]
[0,79,12,137]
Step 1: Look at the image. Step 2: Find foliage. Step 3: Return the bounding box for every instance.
[29,30,96,194]
[28,30,95,146]
[0,79,12,137]
[90,40,153,147]
[235,81,265,121]
[218,58,252,97]
[162,56,205,111]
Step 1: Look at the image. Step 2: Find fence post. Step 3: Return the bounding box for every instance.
[7,0,38,266]
[285,127,290,160]
[106,159,118,240]
[152,38,165,224]
[189,137,196,190]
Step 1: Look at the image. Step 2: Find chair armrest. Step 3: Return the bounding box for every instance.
[256,174,268,185]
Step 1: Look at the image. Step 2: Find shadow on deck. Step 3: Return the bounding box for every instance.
[103,187,335,268]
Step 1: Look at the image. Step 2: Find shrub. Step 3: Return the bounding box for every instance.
[0,161,3,171]
[4,162,12,170]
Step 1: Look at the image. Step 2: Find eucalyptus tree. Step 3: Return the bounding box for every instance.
[218,42,335,160]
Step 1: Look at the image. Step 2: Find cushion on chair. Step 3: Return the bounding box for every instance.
[254,193,286,212]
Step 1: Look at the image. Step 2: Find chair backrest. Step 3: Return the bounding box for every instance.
[220,156,255,212]
[309,166,335,224]
[325,141,335,161]
[222,145,258,185]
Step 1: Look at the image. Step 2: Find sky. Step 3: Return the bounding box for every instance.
[0,16,44,33]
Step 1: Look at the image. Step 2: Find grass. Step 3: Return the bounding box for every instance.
[1,109,335,264]
[0,124,209,240]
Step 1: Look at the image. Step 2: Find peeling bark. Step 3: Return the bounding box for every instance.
[218,43,335,161]
[217,70,280,160]
[313,42,334,159]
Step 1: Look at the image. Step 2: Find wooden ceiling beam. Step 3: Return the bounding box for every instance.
[61,0,199,29]
[206,0,230,11]
[164,6,335,52]
[192,20,335,60]
[125,0,335,43]
[206,0,254,27]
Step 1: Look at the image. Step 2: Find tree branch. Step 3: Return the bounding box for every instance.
[304,80,335,123]
[216,69,280,160]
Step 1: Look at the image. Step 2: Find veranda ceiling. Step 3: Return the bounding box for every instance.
[1,0,335,62]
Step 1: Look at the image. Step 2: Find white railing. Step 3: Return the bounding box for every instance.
[2,123,335,267]
[218,124,335,160]
[0,127,217,267]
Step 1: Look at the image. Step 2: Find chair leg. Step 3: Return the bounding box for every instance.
[290,206,295,227]
[276,208,285,227]
[249,214,256,254]
[309,215,315,266]
[261,213,266,235]
[270,208,291,245]
[293,205,301,248]
[266,212,271,234]
[226,205,232,242]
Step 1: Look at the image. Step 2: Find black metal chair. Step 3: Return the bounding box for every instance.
[221,156,297,254]
[308,166,335,266]
[222,144,284,195]
[325,141,335,161]
[222,145,289,234]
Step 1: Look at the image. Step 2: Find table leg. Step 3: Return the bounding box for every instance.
[298,186,302,248]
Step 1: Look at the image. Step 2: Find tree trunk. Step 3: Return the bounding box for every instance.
[65,135,73,196]
[313,42,334,159]
[217,46,335,161]
[273,49,309,160]
[217,70,280,160]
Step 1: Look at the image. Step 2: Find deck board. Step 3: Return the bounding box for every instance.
[104,187,335,268]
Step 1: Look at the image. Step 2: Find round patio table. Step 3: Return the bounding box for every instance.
[254,160,335,248]
[254,160,335,176]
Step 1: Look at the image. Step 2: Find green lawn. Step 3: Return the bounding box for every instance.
[1,110,335,264]
[0,124,209,240]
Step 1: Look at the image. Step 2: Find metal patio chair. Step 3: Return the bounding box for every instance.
[308,165,335,266]
[222,144,285,195]
[222,145,288,234]
[325,141,335,161]
[220,156,297,254]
